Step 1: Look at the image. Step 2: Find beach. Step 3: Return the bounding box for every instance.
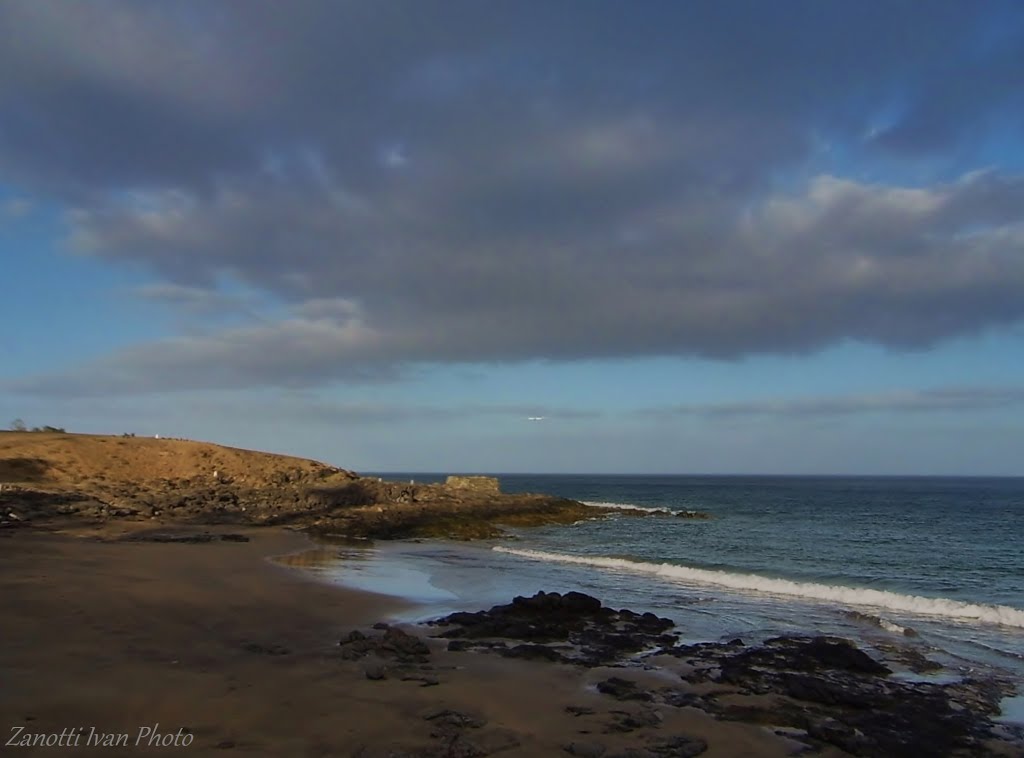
[3,437,1022,756]
[0,525,801,757]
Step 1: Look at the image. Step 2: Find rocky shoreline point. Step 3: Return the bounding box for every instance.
[335,591,1023,758]
[0,433,707,539]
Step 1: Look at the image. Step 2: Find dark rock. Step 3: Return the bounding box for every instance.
[781,673,890,709]
[445,612,487,627]
[643,735,707,757]
[606,708,662,732]
[363,662,387,680]
[658,689,703,709]
[380,626,431,661]
[565,706,596,717]
[422,708,487,728]
[422,708,488,740]
[593,633,647,651]
[339,625,431,663]
[597,678,654,702]
[439,736,488,758]
[560,591,605,614]
[431,592,675,667]
[637,612,673,633]
[873,642,941,674]
[802,637,890,675]
[500,644,564,662]
[806,718,869,754]
[425,594,1017,754]
[755,636,891,675]
[715,636,890,687]
[661,634,1012,756]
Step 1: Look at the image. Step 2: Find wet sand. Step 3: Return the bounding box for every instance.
[0,526,804,756]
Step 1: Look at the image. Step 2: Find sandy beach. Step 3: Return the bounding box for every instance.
[0,525,805,757]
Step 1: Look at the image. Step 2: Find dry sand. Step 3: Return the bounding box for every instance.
[0,525,806,757]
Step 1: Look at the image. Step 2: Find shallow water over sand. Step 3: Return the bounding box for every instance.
[276,474,1024,697]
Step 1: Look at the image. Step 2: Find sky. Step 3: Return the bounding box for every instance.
[2,1,1024,475]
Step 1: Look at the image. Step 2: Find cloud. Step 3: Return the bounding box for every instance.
[168,395,600,427]
[6,315,394,396]
[132,283,260,320]
[289,402,597,425]
[3,2,1024,394]
[2,198,32,219]
[645,387,1024,419]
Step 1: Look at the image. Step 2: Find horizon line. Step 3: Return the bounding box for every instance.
[359,470,1024,479]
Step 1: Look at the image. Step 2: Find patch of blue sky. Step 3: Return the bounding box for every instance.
[372,330,1024,418]
[1,200,172,376]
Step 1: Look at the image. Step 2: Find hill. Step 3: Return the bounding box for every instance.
[0,431,349,491]
[0,432,608,538]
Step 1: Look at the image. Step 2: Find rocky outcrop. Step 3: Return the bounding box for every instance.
[339,624,432,664]
[0,433,710,539]
[430,591,677,666]
[655,635,1017,756]
[430,593,1022,757]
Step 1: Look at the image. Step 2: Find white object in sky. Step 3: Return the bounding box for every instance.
[527,416,546,421]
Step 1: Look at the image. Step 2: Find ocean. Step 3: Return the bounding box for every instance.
[291,474,1024,706]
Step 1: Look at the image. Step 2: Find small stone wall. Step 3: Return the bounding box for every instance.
[444,475,500,494]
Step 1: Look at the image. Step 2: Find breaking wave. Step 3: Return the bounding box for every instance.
[492,546,1024,629]
[842,610,915,636]
[582,500,675,515]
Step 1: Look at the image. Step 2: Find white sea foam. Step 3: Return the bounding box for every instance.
[492,547,1024,629]
[843,610,914,636]
[582,500,674,515]
[878,618,910,635]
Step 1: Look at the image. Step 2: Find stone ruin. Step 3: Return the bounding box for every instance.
[444,475,501,495]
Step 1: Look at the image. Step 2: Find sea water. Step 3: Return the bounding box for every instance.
[299,475,1024,690]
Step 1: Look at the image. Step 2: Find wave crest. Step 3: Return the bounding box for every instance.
[492,546,1024,629]
[582,500,674,515]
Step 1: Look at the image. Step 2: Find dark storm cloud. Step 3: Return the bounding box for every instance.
[4,1,1024,393]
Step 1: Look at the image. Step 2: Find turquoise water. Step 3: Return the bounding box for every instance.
[324,474,1024,683]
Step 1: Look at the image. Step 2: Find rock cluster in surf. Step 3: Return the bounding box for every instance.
[430,590,677,667]
[430,591,1022,757]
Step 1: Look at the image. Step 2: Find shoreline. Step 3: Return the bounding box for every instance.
[0,525,803,757]
[3,526,1022,755]
[252,532,1024,755]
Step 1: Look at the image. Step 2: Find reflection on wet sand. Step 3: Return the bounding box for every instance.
[273,542,459,608]
[274,545,374,570]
